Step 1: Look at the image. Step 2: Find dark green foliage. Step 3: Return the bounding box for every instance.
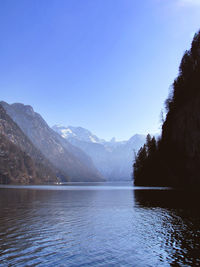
[134,135,168,186]
[133,145,147,184]
[134,30,200,188]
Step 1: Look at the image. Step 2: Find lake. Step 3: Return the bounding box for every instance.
[0,183,200,266]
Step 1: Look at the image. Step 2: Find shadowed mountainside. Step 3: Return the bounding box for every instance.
[1,102,104,182]
[0,104,58,184]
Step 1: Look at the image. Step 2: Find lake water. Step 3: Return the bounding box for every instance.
[0,183,200,266]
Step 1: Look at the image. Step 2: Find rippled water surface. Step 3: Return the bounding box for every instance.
[0,183,200,266]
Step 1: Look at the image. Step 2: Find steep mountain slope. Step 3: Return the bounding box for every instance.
[0,104,58,184]
[53,125,146,181]
[161,31,200,187]
[134,30,200,188]
[1,102,103,182]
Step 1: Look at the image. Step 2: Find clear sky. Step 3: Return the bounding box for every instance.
[1,0,200,141]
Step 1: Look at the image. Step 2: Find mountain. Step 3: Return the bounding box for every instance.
[53,125,146,181]
[0,104,58,184]
[134,30,200,188]
[54,125,105,143]
[1,102,104,182]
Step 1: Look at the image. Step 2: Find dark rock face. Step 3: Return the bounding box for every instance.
[0,105,58,184]
[1,102,103,182]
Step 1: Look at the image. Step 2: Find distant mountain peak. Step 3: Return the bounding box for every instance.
[0,101,39,118]
[52,125,105,143]
[52,124,146,181]
[2,101,104,182]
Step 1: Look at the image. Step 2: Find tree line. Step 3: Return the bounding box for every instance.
[134,30,200,188]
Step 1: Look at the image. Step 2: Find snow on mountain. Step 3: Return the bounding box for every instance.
[1,102,104,182]
[52,125,147,181]
[52,125,105,144]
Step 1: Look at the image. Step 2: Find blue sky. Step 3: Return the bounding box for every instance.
[1,0,200,141]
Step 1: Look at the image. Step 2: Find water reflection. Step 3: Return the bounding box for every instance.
[134,189,200,209]
[0,186,200,266]
[134,189,200,266]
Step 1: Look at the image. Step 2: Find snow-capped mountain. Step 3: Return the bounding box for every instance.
[52,125,105,143]
[1,102,104,182]
[53,125,146,181]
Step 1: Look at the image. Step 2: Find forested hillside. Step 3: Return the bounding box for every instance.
[134,30,200,188]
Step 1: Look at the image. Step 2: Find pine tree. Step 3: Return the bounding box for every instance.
[133,145,147,185]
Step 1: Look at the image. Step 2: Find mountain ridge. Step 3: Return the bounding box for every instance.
[1,101,104,182]
[53,125,146,181]
[0,104,59,184]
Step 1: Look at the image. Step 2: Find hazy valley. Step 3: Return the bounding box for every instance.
[0,101,146,184]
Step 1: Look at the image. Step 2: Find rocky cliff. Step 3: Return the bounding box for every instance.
[0,104,58,184]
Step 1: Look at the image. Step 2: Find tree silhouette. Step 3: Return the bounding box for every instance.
[133,29,200,188]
